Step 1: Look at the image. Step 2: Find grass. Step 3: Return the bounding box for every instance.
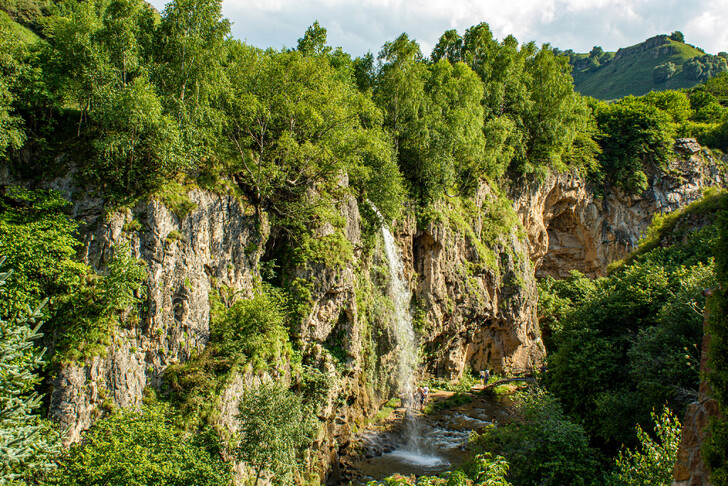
[571,35,721,100]
[154,181,198,220]
[424,392,472,413]
[372,405,395,424]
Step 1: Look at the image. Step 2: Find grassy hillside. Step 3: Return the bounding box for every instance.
[0,9,40,44]
[563,35,728,100]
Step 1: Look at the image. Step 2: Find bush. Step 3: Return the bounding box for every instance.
[48,403,231,486]
[235,382,317,486]
[469,388,598,486]
[603,407,681,486]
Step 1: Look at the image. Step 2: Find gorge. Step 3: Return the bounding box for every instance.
[16,144,720,483]
[3,2,728,484]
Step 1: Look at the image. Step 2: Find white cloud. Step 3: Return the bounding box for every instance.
[146,0,727,57]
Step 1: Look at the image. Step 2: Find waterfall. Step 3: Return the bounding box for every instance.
[370,204,422,451]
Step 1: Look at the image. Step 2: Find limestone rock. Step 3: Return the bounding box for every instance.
[49,189,264,444]
[512,152,723,279]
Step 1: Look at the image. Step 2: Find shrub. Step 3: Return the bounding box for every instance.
[234,382,317,486]
[603,407,681,486]
[48,403,231,486]
[470,388,598,486]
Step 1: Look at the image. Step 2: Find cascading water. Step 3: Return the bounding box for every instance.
[377,214,418,418]
[370,204,441,462]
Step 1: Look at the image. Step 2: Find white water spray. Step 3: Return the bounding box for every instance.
[370,204,423,453]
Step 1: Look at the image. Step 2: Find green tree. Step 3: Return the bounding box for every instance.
[594,96,673,194]
[0,187,147,362]
[604,407,681,486]
[0,187,85,319]
[154,0,229,107]
[0,265,60,484]
[296,20,330,57]
[670,31,685,43]
[422,58,485,197]
[0,18,26,158]
[48,403,231,486]
[470,388,598,485]
[520,45,594,176]
[223,44,402,221]
[431,29,463,65]
[153,0,230,165]
[234,382,317,486]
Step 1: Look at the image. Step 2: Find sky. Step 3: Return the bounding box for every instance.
[147,0,728,58]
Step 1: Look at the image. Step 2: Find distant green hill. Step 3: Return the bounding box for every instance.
[559,34,728,100]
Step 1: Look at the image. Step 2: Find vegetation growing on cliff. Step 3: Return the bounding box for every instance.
[0,266,59,483]
[540,192,724,453]
[2,0,728,484]
[704,208,728,485]
[0,187,147,363]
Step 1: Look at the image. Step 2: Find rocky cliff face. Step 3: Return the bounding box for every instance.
[513,149,724,279]
[48,188,265,445]
[40,143,723,480]
[42,175,546,479]
[403,184,545,380]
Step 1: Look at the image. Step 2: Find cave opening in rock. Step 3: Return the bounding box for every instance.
[259,226,290,287]
[539,207,591,279]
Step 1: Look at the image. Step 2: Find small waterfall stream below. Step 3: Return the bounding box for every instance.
[345,392,515,484]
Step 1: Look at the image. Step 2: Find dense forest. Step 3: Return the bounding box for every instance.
[1,0,728,485]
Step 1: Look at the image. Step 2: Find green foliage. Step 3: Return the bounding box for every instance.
[155,180,198,219]
[545,261,712,451]
[469,388,598,486]
[234,382,317,486]
[367,453,511,485]
[0,15,27,158]
[48,402,231,486]
[0,187,147,363]
[0,264,60,484]
[164,285,291,427]
[222,42,403,223]
[603,407,681,486]
[703,209,728,485]
[593,95,673,194]
[544,196,724,452]
[0,186,85,318]
[211,285,290,372]
[293,230,354,269]
[53,243,147,362]
[428,24,596,183]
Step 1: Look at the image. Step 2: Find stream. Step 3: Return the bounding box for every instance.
[342,392,516,484]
